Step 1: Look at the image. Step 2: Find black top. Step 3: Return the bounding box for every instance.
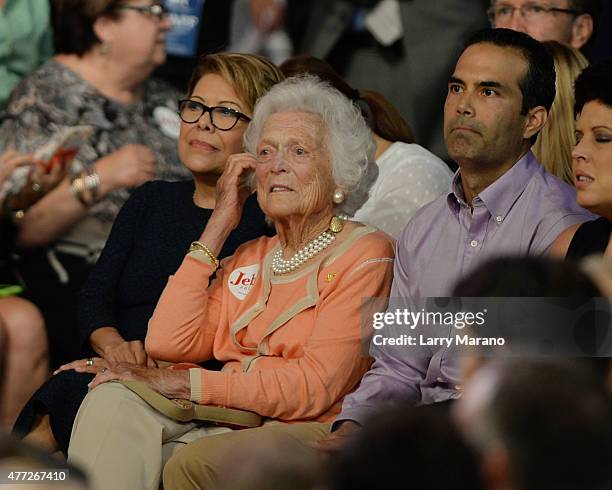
[78,179,272,355]
[14,179,271,454]
[566,217,612,260]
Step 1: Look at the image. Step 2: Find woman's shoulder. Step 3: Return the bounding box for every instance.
[353,226,395,254]
[381,142,452,176]
[331,224,396,263]
[5,59,86,110]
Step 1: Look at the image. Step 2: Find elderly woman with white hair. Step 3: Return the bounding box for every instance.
[66,76,395,490]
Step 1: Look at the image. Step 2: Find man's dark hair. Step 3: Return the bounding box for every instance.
[484,361,612,490]
[574,60,612,115]
[452,256,611,384]
[465,28,556,116]
[571,0,603,19]
[329,404,484,490]
[571,0,603,43]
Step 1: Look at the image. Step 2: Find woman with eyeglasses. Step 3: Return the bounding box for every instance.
[0,0,190,369]
[12,53,283,456]
[67,75,394,490]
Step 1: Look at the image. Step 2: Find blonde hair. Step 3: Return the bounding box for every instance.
[186,53,285,113]
[532,41,589,185]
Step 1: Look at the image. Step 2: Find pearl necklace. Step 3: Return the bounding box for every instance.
[272,216,344,275]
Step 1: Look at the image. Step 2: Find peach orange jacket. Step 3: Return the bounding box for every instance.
[146,225,395,423]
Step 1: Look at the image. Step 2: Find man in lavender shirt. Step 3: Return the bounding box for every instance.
[320,28,592,448]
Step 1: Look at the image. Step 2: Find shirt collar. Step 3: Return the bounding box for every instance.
[446,170,466,216]
[446,151,539,223]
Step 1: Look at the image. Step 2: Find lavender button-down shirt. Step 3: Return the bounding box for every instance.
[337,151,593,426]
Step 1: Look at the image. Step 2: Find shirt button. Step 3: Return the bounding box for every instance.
[470,240,478,248]
[495,216,503,223]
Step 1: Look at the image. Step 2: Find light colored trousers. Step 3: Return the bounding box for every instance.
[67,382,329,490]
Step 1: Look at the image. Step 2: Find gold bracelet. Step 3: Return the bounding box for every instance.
[70,176,89,207]
[83,170,100,203]
[189,241,220,268]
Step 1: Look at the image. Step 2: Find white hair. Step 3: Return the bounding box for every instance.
[243,75,378,216]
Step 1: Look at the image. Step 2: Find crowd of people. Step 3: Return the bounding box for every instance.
[1,1,611,490]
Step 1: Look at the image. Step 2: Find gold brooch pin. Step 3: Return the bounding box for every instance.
[329,216,344,234]
[326,273,337,282]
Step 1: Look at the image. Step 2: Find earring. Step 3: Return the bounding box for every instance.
[100,41,110,56]
[332,189,345,204]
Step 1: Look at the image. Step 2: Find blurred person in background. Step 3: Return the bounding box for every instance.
[0,297,47,430]
[452,258,612,490]
[329,404,484,490]
[280,55,452,238]
[451,256,612,389]
[0,149,67,429]
[0,433,88,490]
[12,53,282,457]
[0,0,191,368]
[297,0,489,162]
[155,0,234,91]
[215,435,324,490]
[550,61,612,260]
[229,0,292,64]
[487,0,602,50]
[0,0,53,106]
[455,360,612,490]
[532,41,588,184]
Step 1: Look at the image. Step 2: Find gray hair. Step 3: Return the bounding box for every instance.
[244,75,378,216]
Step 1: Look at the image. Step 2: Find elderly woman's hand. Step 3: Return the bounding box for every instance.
[88,363,191,399]
[210,153,257,231]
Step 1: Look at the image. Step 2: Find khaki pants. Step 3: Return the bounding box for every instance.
[67,383,232,490]
[163,419,330,490]
[67,383,330,490]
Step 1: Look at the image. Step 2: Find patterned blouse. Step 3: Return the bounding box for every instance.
[0,59,190,249]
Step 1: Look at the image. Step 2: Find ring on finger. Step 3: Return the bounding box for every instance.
[86,358,94,367]
[100,367,108,374]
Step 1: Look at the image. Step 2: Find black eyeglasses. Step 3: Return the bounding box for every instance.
[178,99,252,131]
[115,3,168,20]
[488,3,582,24]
